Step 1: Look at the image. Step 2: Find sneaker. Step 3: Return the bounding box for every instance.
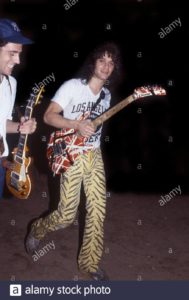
[79,268,109,281]
[25,232,40,254]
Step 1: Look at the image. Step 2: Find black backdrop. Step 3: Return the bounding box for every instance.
[1,0,188,193]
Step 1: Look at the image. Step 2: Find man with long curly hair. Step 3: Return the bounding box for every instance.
[26,42,121,280]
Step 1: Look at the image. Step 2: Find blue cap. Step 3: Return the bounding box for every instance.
[0,18,33,44]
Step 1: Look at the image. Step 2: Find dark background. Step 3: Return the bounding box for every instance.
[0,0,188,193]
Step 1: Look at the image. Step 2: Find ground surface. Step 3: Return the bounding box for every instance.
[0,172,189,281]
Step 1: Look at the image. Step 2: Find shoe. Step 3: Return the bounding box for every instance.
[79,268,109,281]
[89,268,109,281]
[25,232,40,254]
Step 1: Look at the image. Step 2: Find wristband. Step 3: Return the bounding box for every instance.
[17,123,21,132]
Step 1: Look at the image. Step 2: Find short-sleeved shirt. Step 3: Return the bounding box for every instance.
[0,75,17,157]
[52,78,111,149]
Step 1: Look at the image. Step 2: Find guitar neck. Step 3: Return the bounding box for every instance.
[16,133,28,157]
[92,94,134,128]
[16,104,33,159]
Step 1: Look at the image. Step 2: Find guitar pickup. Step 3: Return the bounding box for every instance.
[15,155,23,164]
[53,141,66,156]
[10,172,21,191]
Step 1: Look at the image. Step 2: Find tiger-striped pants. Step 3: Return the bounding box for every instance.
[30,148,106,273]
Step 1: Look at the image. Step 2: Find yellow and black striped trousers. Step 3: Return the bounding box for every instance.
[31,148,106,273]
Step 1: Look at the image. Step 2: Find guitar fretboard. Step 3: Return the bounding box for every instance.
[15,103,33,163]
[15,134,27,162]
[92,85,166,128]
[92,94,134,128]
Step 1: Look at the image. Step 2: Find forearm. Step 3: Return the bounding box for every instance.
[6,120,20,133]
[44,112,95,137]
[6,119,36,134]
[44,112,79,130]
[43,103,94,136]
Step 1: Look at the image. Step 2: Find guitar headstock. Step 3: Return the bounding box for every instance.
[34,86,45,106]
[133,85,166,99]
[27,86,45,108]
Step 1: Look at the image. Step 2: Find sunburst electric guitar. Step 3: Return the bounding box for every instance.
[6,87,44,199]
[47,86,166,175]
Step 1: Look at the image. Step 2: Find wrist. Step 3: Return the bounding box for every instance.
[73,120,80,131]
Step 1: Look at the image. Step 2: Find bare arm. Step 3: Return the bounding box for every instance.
[6,120,20,133]
[44,102,95,137]
[6,118,37,134]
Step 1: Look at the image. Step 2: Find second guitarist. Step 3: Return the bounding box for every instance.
[26,42,122,281]
[0,18,36,200]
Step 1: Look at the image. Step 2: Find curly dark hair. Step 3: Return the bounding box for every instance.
[77,42,122,87]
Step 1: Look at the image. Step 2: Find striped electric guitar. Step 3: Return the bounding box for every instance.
[6,87,44,199]
[47,86,166,175]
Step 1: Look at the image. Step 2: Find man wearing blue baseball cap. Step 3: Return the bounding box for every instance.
[0,19,37,199]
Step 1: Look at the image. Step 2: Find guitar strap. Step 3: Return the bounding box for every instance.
[89,90,105,120]
[0,76,12,158]
[5,75,12,95]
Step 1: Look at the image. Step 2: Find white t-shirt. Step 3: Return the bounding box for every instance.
[52,79,111,148]
[0,75,17,157]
